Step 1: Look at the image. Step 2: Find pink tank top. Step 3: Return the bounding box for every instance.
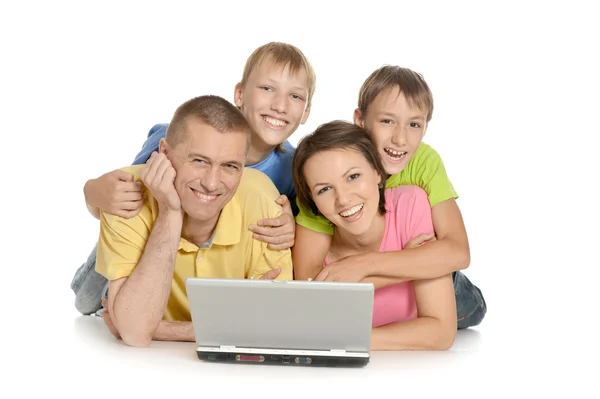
[323,186,434,328]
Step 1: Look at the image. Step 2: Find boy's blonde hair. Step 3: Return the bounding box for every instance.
[239,42,316,109]
[358,66,434,122]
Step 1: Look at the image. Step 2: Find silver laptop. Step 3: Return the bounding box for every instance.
[185,277,374,367]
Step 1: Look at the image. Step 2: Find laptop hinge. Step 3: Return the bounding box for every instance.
[329,349,347,354]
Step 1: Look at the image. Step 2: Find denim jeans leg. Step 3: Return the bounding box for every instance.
[71,243,108,315]
[453,271,487,329]
[93,281,110,317]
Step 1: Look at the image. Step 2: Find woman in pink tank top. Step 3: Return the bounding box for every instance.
[292,121,457,351]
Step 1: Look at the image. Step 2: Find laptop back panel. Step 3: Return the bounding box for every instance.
[185,278,374,353]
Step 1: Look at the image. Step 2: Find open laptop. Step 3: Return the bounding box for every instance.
[185,277,374,367]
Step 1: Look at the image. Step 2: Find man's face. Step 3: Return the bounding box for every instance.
[234,60,311,151]
[163,118,248,226]
[355,86,429,176]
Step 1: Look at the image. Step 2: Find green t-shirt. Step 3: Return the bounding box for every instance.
[295,142,458,235]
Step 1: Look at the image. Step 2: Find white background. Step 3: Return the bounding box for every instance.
[1,0,598,397]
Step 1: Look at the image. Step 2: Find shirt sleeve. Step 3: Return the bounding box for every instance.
[95,209,150,281]
[248,248,294,281]
[279,143,299,216]
[240,189,294,281]
[287,185,299,217]
[131,123,168,165]
[386,143,458,208]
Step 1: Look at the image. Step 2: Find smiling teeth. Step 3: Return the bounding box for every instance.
[340,204,364,217]
[264,116,286,127]
[385,148,407,157]
[193,190,217,201]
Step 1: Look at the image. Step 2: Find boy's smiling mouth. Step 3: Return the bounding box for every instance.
[262,115,288,130]
[384,147,407,162]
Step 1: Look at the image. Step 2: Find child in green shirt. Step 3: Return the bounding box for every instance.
[292,66,486,329]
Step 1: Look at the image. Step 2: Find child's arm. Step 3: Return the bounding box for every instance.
[367,197,469,284]
[370,273,456,350]
[83,169,144,220]
[84,123,167,220]
[292,225,331,280]
[315,193,469,288]
[248,195,296,251]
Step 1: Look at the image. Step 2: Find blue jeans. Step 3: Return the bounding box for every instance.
[71,246,487,328]
[453,271,487,329]
[70,243,108,317]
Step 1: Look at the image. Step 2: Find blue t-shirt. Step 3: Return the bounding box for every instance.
[132,123,298,215]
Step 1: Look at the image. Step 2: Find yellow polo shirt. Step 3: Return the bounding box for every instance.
[95,165,293,321]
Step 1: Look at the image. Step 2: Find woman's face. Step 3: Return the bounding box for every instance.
[303,148,382,236]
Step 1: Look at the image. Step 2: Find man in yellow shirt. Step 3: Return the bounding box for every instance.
[95,95,293,347]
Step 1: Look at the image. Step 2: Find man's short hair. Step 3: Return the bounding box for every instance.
[165,95,252,149]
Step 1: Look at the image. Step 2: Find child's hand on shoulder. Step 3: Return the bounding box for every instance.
[85,169,144,218]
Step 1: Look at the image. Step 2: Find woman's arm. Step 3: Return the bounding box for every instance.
[370,273,457,350]
[291,225,331,280]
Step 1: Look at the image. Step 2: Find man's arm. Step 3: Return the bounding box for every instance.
[102,152,184,347]
[106,208,183,347]
[152,321,194,341]
[102,303,195,342]
[137,268,285,342]
[103,267,284,343]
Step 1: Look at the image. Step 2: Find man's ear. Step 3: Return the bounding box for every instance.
[233,82,244,108]
[159,138,168,154]
[300,106,311,125]
[353,108,365,128]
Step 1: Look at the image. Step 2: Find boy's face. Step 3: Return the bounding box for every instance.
[354,86,428,175]
[161,118,247,227]
[234,61,311,150]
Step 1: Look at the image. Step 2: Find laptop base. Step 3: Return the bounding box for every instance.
[197,350,369,367]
